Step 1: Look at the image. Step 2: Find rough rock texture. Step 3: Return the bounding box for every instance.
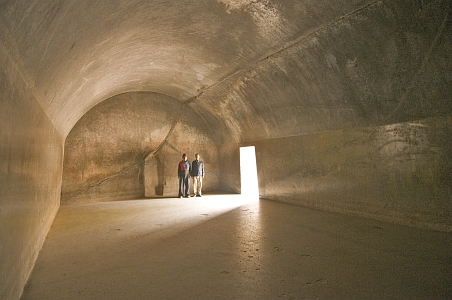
[0,0,451,299]
[62,92,219,203]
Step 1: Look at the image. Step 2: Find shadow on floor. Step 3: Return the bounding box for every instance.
[22,194,452,299]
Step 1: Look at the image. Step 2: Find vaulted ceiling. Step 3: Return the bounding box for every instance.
[1,0,450,142]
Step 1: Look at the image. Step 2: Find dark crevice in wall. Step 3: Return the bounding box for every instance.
[62,162,142,203]
[63,92,222,201]
[144,104,184,161]
[66,102,188,200]
[64,103,183,202]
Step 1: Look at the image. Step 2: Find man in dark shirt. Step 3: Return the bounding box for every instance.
[190,153,204,197]
[178,153,191,198]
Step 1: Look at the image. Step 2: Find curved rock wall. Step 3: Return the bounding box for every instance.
[0,42,62,300]
[62,92,219,204]
[195,1,452,143]
[0,0,451,299]
[254,117,452,231]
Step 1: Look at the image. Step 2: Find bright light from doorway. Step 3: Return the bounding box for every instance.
[240,146,259,200]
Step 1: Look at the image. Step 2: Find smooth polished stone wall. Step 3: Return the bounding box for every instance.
[0,44,63,300]
[254,117,452,232]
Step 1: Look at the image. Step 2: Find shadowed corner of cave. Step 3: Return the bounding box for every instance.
[1,1,452,300]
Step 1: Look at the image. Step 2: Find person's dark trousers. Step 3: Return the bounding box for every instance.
[178,174,190,197]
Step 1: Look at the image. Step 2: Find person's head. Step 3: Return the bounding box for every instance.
[195,153,200,160]
[182,153,187,161]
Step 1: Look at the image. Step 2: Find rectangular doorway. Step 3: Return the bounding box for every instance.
[240,146,259,198]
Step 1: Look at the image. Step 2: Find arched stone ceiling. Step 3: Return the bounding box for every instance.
[1,0,450,141]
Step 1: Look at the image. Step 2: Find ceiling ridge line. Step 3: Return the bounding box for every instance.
[144,104,185,161]
[185,0,383,104]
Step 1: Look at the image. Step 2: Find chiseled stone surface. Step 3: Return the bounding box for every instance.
[0,43,63,300]
[62,92,220,203]
[0,0,451,299]
[255,117,452,232]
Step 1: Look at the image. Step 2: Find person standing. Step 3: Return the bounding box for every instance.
[190,153,204,197]
[178,153,191,198]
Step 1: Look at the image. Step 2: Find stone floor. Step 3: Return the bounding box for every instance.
[21,194,451,300]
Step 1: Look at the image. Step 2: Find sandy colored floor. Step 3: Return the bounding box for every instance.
[21,194,451,299]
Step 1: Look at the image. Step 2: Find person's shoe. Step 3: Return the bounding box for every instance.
[183,195,189,198]
[196,194,202,197]
[179,196,183,198]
